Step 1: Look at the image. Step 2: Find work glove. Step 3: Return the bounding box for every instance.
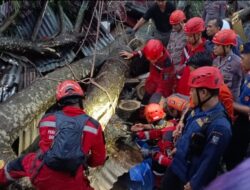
[125,28,135,36]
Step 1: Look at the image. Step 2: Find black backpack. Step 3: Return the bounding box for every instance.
[43,111,89,175]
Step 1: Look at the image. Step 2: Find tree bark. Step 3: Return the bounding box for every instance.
[0,34,129,161]
[0,55,106,161]
[83,45,130,127]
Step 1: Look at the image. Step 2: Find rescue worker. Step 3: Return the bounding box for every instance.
[167,10,187,74]
[173,52,234,144]
[187,52,234,122]
[161,66,232,190]
[175,17,206,96]
[120,39,175,104]
[0,80,106,190]
[128,0,175,45]
[202,0,227,24]
[224,42,250,170]
[134,103,176,189]
[213,29,243,100]
[131,95,189,132]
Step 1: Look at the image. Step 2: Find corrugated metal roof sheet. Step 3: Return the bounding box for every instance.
[5,3,114,73]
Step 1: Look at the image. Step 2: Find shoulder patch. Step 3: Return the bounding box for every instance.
[247,83,250,88]
[210,131,223,145]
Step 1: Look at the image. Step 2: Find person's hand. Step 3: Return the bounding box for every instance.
[119,50,134,60]
[232,12,240,23]
[169,148,177,157]
[130,123,145,132]
[184,182,192,190]
[126,28,135,36]
[173,121,184,143]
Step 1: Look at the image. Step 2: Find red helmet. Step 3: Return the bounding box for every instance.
[144,103,165,123]
[184,17,205,34]
[166,94,189,112]
[169,10,186,25]
[212,29,237,46]
[188,66,223,89]
[143,39,164,61]
[56,80,84,101]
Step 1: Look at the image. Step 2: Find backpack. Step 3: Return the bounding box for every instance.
[43,111,89,175]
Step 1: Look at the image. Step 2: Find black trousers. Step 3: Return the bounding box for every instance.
[160,168,184,190]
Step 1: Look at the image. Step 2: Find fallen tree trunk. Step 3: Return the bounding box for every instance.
[0,34,130,161]
[84,45,130,127]
[0,55,106,161]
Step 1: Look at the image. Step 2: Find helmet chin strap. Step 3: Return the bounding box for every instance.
[193,34,199,46]
[196,88,213,108]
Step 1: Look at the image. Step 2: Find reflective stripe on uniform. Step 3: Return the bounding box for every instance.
[138,50,143,57]
[39,121,56,128]
[4,164,15,181]
[158,154,164,165]
[83,126,98,135]
[144,131,150,139]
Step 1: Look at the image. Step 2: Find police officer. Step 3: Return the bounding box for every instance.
[213,29,243,100]
[0,80,106,190]
[161,67,232,190]
[224,42,250,170]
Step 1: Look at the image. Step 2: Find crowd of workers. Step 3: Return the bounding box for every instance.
[0,0,250,190]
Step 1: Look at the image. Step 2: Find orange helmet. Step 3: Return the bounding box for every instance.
[166,94,189,112]
[144,103,165,123]
[212,29,237,46]
[169,10,186,25]
[143,39,164,61]
[56,80,84,101]
[188,66,223,89]
[184,17,205,34]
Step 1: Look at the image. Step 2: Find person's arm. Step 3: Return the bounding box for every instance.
[83,123,106,167]
[239,7,250,22]
[133,17,146,32]
[137,129,162,140]
[233,102,250,116]
[38,114,56,153]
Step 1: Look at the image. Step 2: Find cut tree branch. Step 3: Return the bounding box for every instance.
[74,0,89,33]
[31,0,49,41]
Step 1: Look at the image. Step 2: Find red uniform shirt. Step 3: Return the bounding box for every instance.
[176,39,206,96]
[138,49,176,97]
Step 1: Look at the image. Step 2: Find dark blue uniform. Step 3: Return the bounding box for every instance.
[239,74,250,106]
[163,103,231,190]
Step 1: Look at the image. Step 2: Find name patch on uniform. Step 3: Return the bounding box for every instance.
[211,135,220,145]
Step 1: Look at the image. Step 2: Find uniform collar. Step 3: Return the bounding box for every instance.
[193,102,224,118]
[62,106,86,116]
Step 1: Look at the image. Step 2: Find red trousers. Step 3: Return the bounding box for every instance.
[0,153,93,190]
